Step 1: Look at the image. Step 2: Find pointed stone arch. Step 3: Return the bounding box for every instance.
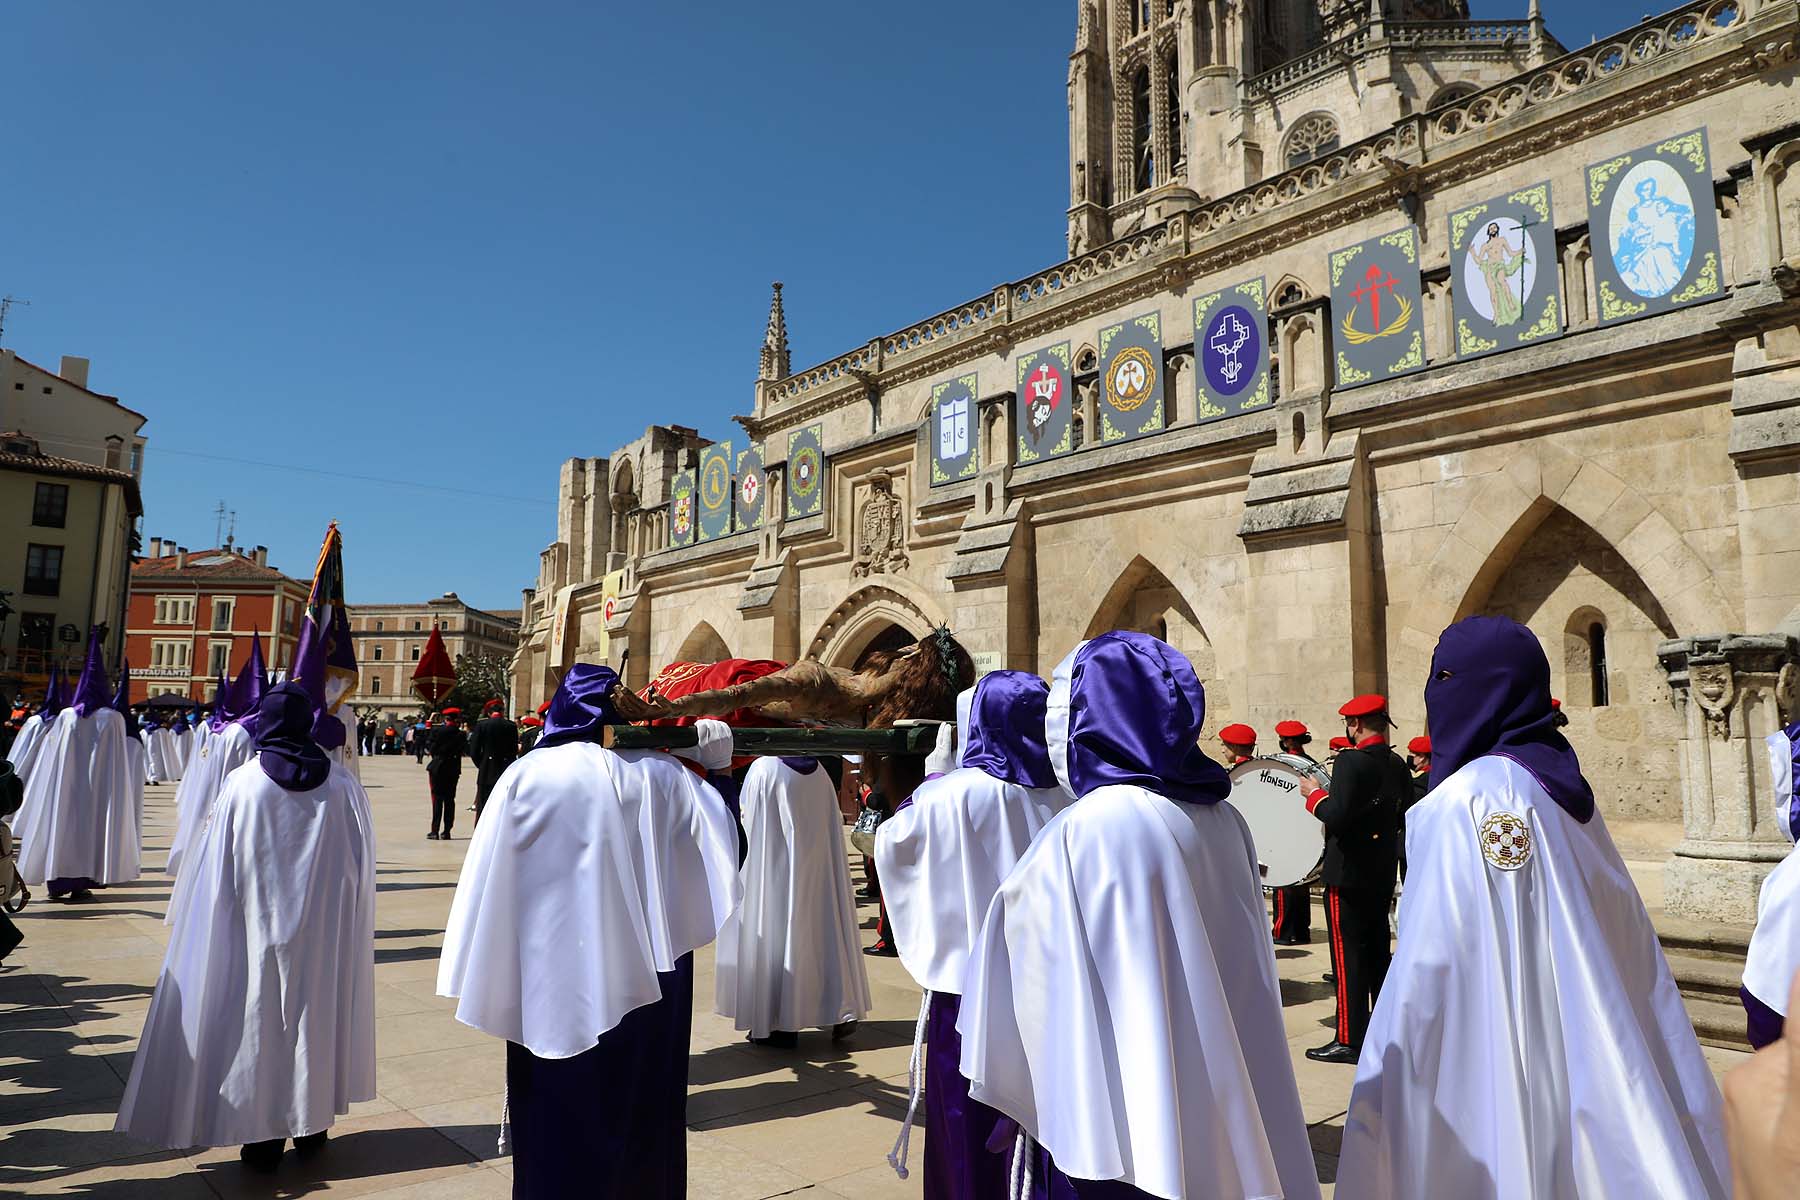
[1397,441,1734,673]
[1082,554,1217,679]
[673,620,731,664]
[806,581,943,669]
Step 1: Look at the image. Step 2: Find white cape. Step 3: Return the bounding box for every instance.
[116,759,376,1148]
[957,785,1318,1200]
[184,723,209,772]
[874,765,1070,994]
[1336,755,1728,1200]
[438,742,742,1059]
[1743,728,1800,1015]
[146,727,183,783]
[12,708,140,886]
[5,712,49,786]
[166,723,255,881]
[716,757,871,1037]
[123,738,147,834]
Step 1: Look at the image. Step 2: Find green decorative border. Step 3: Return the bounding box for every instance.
[1389,330,1425,374]
[1657,130,1707,173]
[785,425,824,518]
[1588,154,1632,206]
[1456,317,1499,356]
[1670,250,1721,303]
[1521,293,1560,341]
[1336,352,1372,386]
[1013,343,1074,465]
[1598,279,1648,321]
[1192,279,1270,417]
[1507,183,1552,224]
[1449,201,1490,250]
[1378,228,1418,264]
[929,373,981,485]
[1330,244,1362,288]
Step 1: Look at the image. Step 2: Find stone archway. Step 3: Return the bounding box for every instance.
[673,620,731,664]
[1082,553,1218,680]
[806,582,942,669]
[1397,441,1734,670]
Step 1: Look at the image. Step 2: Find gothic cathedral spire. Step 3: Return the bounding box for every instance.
[758,281,791,382]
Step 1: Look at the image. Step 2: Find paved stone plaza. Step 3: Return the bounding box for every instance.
[1,755,1749,1198]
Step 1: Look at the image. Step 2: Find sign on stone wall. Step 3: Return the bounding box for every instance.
[696,441,733,542]
[1192,277,1271,424]
[1013,341,1074,465]
[1097,311,1165,444]
[734,444,764,532]
[669,470,695,549]
[597,569,623,661]
[1586,128,1724,327]
[1449,183,1563,360]
[929,374,979,485]
[1330,227,1427,389]
[785,424,825,520]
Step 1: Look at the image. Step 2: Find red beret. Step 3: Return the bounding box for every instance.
[1337,694,1387,718]
[537,700,552,715]
[1219,723,1256,746]
[520,716,543,728]
[1407,735,1432,756]
[1328,736,1352,751]
[1274,720,1309,739]
[484,699,503,713]
[442,707,462,717]
[1550,697,1562,709]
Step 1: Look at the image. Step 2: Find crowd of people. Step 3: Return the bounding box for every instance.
[3,613,1800,1198]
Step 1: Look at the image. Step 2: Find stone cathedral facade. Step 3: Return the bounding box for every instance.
[514,0,1800,923]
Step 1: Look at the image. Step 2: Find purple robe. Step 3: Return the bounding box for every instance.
[922,991,1013,1200]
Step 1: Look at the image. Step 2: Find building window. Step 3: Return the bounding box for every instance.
[31,483,68,528]
[375,620,383,632]
[208,641,231,677]
[151,639,191,670]
[1132,68,1153,193]
[373,645,383,661]
[19,613,53,652]
[212,598,233,631]
[411,645,421,661]
[154,596,194,625]
[1282,112,1341,170]
[23,544,63,596]
[1164,58,1182,172]
[1589,622,1610,707]
[413,620,422,631]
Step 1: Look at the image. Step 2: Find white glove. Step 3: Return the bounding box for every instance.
[923,721,957,777]
[673,718,734,773]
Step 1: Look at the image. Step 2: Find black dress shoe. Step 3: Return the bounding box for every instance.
[1322,972,1335,985]
[427,832,439,840]
[293,1129,328,1156]
[1305,1041,1360,1064]
[240,1138,285,1172]
[831,1020,859,1041]
[863,940,898,957]
[748,1030,798,1049]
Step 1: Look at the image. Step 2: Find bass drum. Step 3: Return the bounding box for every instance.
[1224,753,1330,889]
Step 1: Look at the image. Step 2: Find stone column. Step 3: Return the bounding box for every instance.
[1659,633,1800,924]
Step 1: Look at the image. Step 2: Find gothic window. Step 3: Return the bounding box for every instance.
[1164,57,1182,170]
[1426,82,1478,109]
[1132,68,1154,192]
[1282,112,1340,170]
[1588,622,1610,706]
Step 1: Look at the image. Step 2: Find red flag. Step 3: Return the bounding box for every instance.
[412,627,457,706]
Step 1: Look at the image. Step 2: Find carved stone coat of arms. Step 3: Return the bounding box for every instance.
[853,469,909,578]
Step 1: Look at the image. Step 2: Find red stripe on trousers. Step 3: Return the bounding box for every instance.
[1328,887,1348,1043]
[1272,889,1285,936]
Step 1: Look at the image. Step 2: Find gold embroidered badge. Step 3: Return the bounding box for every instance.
[1479,812,1532,871]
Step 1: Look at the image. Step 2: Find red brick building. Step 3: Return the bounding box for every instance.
[124,540,310,703]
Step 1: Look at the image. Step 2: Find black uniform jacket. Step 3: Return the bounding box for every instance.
[469,716,519,795]
[1306,737,1409,890]
[426,724,469,779]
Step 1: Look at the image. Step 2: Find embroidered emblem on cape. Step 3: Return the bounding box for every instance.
[1479,811,1532,870]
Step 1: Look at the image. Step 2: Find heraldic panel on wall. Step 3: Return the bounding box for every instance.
[669,469,696,549]
[734,444,764,533]
[696,441,733,542]
[1449,182,1564,361]
[785,424,825,520]
[1193,278,1271,424]
[1014,342,1074,465]
[1098,312,1165,444]
[929,374,979,486]
[1586,127,1725,327]
[1331,227,1427,389]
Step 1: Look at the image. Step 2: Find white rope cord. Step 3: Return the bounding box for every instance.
[885,987,933,1179]
[1009,1126,1037,1200]
[496,1086,511,1156]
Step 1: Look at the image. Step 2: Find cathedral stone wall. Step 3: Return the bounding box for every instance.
[513,0,1800,844]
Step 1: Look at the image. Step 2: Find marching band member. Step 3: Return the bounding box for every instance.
[1272,719,1315,946]
[874,670,1072,1197]
[1335,616,1728,1200]
[957,632,1319,1200]
[117,683,377,1171]
[1218,722,1257,765]
[1303,693,1408,1064]
[1742,721,1800,1049]
[438,665,742,1198]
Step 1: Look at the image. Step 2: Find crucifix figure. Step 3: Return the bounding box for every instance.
[1350,264,1398,331]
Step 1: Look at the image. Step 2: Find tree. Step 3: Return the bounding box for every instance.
[440,653,511,715]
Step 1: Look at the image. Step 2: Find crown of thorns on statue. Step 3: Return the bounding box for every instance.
[933,625,961,689]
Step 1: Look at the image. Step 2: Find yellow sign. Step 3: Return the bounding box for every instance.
[598,570,624,663]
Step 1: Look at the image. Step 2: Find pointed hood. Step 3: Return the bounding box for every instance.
[42,663,66,716]
[226,631,270,736]
[207,670,231,731]
[114,661,140,741]
[71,628,112,717]
[961,670,1059,789]
[1045,631,1231,805]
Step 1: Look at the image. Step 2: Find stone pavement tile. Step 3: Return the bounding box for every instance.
[356,1165,513,1200]
[375,1043,507,1111]
[372,1010,490,1059]
[371,981,443,1019]
[0,1099,176,1183]
[183,1109,481,1200]
[693,1089,910,1184]
[687,1042,859,1125]
[7,1149,209,1198]
[0,1023,127,1115]
[40,957,164,1012]
[404,1091,504,1164]
[685,1127,815,1200]
[0,967,61,1014]
[817,1160,926,1200]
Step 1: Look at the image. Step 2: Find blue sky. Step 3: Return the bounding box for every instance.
[7,1,1654,610]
